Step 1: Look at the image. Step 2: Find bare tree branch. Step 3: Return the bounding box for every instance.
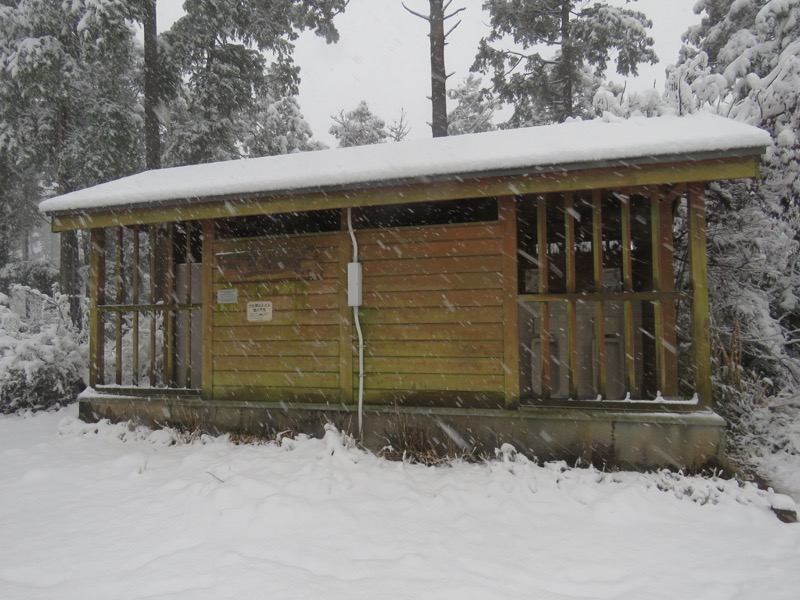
[402,2,430,21]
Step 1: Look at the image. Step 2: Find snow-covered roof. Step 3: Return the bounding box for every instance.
[40,113,770,216]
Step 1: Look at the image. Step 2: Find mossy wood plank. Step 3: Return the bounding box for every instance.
[363,272,502,293]
[364,356,503,375]
[592,190,607,397]
[89,229,106,387]
[212,291,339,312]
[356,222,502,244]
[338,220,353,404]
[499,196,520,408]
[214,370,339,388]
[52,157,761,231]
[362,256,502,277]
[359,238,501,261]
[362,323,502,341]
[214,278,339,296]
[213,262,339,284]
[213,355,340,373]
[365,340,504,358]
[362,372,504,392]
[363,289,503,308]
[358,306,503,325]
[359,390,505,408]
[213,339,339,357]
[201,220,214,398]
[214,324,339,342]
[214,231,338,253]
[213,308,340,327]
[689,182,712,407]
[212,386,336,403]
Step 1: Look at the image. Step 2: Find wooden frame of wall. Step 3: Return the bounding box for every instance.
[85,184,716,410]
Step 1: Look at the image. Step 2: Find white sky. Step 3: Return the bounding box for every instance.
[157,0,700,146]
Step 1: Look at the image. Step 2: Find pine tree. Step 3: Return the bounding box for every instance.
[0,0,142,319]
[447,74,498,135]
[161,0,346,165]
[329,101,388,148]
[473,0,657,126]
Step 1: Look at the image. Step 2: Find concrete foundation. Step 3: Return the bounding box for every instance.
[79,390,726,470]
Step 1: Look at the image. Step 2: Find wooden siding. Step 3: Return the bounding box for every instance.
[357,222,505,407]
[211,231,341,402]
[208,221,506,406]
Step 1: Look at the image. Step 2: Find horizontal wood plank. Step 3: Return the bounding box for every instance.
[363,272,502,293]
[214,324,339,342]
[213,291,338,313]
[363,289,502,308]
[361,372,504,392]
[358,306,503,325]
[213,340,339,357]
[213,309,340,327]
[355,222,501,245]
[361,255,502,277]
[212,386,337,403]
[364,357,502,375]
[359,238,501,261]
[364,340,504,358]
[361,323,503,341]
[214,370,338,388]
[213,355,340,373]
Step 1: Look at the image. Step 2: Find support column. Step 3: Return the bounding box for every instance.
[500,196,520,408]
[201,220,214,399]
[339,210,354,404]
[88,229,106,388]
[688,183,713,408]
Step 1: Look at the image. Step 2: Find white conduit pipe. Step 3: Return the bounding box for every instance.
[346,208,365,437]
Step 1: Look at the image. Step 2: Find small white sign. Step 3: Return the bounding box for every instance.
[247,300,273,322]
[217,288,238,304]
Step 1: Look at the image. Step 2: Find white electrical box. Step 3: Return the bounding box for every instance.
[347,262,362,307]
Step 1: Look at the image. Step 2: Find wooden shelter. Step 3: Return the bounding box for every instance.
[41,114,771,468]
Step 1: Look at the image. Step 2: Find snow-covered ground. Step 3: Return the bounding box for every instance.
[1,405,798,600]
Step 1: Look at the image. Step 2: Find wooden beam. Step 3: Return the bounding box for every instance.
[688,183,712,408]
[184,222,193,387]
[620,192,637,396]
[499,196,520,409]
[132,225,139,386]
[537,197,551,399]
[88,229,106,387]
[164,223,176,386]
[564,192,578,398]
[651,189,679,397]
[592,190,607,398]
[114,227,123,385]
[201,220,214,399]
[50,156,763,231]
[339,211,354,404]
[149,225,157,386]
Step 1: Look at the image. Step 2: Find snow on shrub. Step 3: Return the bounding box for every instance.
[0,287,86,414]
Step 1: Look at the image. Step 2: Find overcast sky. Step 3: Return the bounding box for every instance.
[158,0,700,146]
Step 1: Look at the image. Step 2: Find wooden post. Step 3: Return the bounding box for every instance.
[537,197,551,399]
[114,227,123,385]
[149,225,157,386]
[201,220,214,399]
[592,190,607,398]
[499,196,520,408]
[650,189,679,397]
[620,192,637,396]
[184,222,193,387]
[564,192,578,398]
[688,183,713,408]
[164,223,175,385]
[132,225,139,386]
[339,210,354,404]
[88,229,106,388]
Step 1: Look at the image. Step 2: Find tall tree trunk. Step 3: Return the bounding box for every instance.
[56,103,82,326]
[429,0,448,137]
[143,0,161,169]
[559,0,573,121]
